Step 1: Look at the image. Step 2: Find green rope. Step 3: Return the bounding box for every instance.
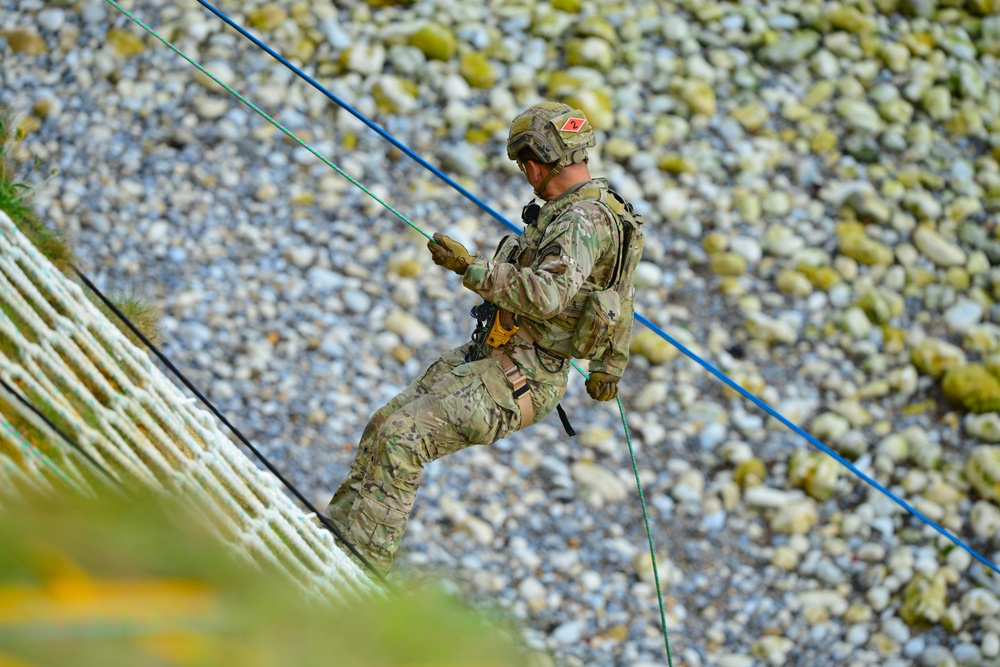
[105,2,673,661]
[571,360,673,665]
[102,0,433,242]
[616,394,672,664]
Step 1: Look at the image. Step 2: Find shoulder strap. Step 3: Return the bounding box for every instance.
[565,184,634,291]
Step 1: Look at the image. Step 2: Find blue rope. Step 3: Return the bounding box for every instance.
[195,0,520,236]
[198,1,1000,577]
[637,313,1000,576]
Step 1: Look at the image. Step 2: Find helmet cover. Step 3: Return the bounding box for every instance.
[507,102,596,169]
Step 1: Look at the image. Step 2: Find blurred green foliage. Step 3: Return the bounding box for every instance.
[0,492,533,667]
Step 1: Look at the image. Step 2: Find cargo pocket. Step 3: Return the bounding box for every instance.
[570,288,620,358]
[347,495,408,562]
[454,361,520,442]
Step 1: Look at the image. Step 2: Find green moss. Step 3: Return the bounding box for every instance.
[941,364,1000,413]
[839,231,894,266]
[106,27,146,58]
[801,265,842,291]
[629,328,678,364]
[459,52,496,89]
[573,16,617,42]
[563,88,614,130]
[551,0,582,11]
[899,572,947,627]
[733,458,766,489]
[855,289,894,324]
[709,252,747,277]
[246,5,287,32]
[966,445,1000,502]
[911,338,966,378]
[788,451,839,500]
[409,23,457,61]
[827,5,877,34]
[658,154,697,174]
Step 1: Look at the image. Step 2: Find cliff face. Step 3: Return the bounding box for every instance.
[0,210,375,601]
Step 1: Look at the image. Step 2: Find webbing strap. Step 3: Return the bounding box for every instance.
[492,349,534,430]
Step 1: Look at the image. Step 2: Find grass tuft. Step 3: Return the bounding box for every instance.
[0,100,162,345]
[104,286,165,348]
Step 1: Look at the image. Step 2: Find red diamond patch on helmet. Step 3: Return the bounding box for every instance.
[560,117,587,133]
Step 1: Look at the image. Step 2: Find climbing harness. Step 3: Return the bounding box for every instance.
[494,348,533,432]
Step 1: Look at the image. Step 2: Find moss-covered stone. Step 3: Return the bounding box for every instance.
[630,328,679,365]
[709,252,747,277]
[839,230,894,266]
[759,31,821,65]
[702,232,728,253]
[827,5,877,34]
[565,37,614,72]
[409,23,457,61]
[658,154,697,174]
[5,28,48,56]
[921,86,953,121]
[942,365,1000,413]
[531,11,574,39]
[968,0,1000,15]
[898,0,938,18]
[459,52,496,89]
[679,80,717,117]
[372,75,418,114]
[770,499,819,534]
[899,572,948,626]
[733,458,767,489]
[800,265,842,291]
[966,446,1000,502]
[856,289,902,324]
[911,338,967,378]
[546,71,586,97]
[731,102,769,132]
[107,28,145,58]
[552,0,583,12]
[776,270,814,297]
[573,16,617,42]
[247,5,288,31]
[564,89,614,130]
[788,451,840,500]
[803,81,835,108]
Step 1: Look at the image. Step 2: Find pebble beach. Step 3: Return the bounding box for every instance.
[3,0,1000,665]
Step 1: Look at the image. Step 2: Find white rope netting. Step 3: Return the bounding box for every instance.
[0,210,377,602]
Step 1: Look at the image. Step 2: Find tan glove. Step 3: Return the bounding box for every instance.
[428,233,475,276]
[586,372,620,402]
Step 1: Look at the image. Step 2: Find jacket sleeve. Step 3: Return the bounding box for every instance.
[587,283,635,379]
[462,205,605,321]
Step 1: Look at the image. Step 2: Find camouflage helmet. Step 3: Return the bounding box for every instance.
[507,102,596,170]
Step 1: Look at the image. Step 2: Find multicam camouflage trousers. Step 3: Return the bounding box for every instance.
[326,342,564,575]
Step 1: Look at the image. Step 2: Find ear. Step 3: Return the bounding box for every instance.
[523,160,547,184]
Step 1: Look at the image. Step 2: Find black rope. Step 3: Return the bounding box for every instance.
[73,267,390,587]
[0,375,122,487]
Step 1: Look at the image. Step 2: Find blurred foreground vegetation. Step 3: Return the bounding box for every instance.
[0,492,533,667]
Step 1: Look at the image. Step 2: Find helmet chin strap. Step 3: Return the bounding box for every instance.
[533,161,564,199]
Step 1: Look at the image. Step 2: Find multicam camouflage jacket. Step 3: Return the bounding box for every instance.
[462,177,644,381]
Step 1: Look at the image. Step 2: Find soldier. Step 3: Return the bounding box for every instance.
[326,102,644,576]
